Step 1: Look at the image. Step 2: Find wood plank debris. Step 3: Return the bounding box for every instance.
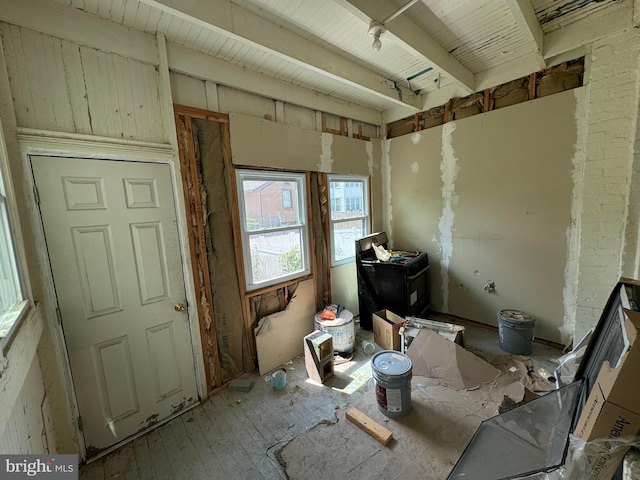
[345,407,393,446]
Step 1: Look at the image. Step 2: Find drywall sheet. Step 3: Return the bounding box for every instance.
[229,113,322,171]
[387,127,445,310]
[389,90,577,343]
[228,112,381,176]
[255,279,316,375]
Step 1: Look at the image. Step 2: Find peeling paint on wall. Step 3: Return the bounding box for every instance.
[382,139,393,245]
[319,132,334,172]
[438,122,460,313]
[562,90,587,344]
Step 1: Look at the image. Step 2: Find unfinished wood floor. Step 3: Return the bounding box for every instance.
[79,324,561,480]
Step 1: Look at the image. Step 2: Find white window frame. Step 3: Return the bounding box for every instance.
[328,174,370,266]
[236,169,310,291]
[0,136,28,350]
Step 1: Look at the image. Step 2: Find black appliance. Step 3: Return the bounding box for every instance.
[355,232,430,330]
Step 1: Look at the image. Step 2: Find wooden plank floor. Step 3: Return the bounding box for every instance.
[80,325,561,480]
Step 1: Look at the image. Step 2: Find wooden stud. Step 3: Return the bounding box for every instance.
[321,115,327,133]
[173,103,229,123]
[345,408,393,445]
[264,114,273,121]
[483,89,493,112]
[529,72,537,101]
[444,99,452,123]
[174,109,222,393]
[413,113,420,132]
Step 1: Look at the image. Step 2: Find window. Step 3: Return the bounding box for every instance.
[236,170,310,290]
[0,154,26,339]
[328,175,369,265]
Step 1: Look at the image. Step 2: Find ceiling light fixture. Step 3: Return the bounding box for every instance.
[367,0,419,52]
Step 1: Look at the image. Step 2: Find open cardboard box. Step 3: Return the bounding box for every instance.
[575,308,640,441]
[372,309,405,351]
[570,308,640,479]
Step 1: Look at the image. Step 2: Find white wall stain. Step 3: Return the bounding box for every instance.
[562,90,587,344]
[410,132,422,145]
[366,140,374,176]
[411,161,419,173]
[382,138,393,246]
[438,122,459,313]
[319,132,334,172]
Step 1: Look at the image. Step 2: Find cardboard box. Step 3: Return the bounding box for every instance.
[373,310,405,351]
[573,309,640,480]
[574,309,640,441]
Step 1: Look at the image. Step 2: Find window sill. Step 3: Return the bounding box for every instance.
[0,300,32,359]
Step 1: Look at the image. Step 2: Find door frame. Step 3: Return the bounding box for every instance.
[18,128,207,460]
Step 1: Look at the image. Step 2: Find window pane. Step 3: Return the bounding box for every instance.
[241,179,301,230]
[330,181,365,220]
[248,229,304,284]
[0,199,21,327]
[333,219,365,261]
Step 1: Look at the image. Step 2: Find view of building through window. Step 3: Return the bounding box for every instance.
[0,163,24,337]
[329,176,369,264]
[237,170,309,289]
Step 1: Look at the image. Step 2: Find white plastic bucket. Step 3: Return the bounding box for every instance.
[314,309,355,354]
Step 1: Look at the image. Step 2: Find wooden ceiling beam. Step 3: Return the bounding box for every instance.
[337,0,476,94]
[140,0,422,112]
[505,0,546,70]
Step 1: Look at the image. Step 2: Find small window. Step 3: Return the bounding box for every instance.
[0,152,26,340]
[328,175,369,265]
[236,170,310,290]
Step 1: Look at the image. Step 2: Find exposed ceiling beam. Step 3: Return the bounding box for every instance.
[505,0,546,70]
[167,43,384,126]
[544,0,632,59]
[139,0,422,113]
[337,0,476,94]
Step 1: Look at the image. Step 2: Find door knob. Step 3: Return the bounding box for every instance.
[174,303,186,312]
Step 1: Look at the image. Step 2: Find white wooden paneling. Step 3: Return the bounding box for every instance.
[218,86,276,119]
[169,71,208,110]
[0,24,165,143]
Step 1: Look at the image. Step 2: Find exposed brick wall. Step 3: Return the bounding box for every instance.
[575,28,640,341]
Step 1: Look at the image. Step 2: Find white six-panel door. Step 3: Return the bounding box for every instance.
[31,155,198,456]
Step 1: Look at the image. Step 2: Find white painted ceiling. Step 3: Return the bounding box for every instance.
[50,0,628,119]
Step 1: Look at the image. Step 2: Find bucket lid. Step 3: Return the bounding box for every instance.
[372,350,412,375]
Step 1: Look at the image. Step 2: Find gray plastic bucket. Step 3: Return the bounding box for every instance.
[371,350,412,418]
[498,309,535,355]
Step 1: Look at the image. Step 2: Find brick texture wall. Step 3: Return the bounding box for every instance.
[575,28,640,341]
